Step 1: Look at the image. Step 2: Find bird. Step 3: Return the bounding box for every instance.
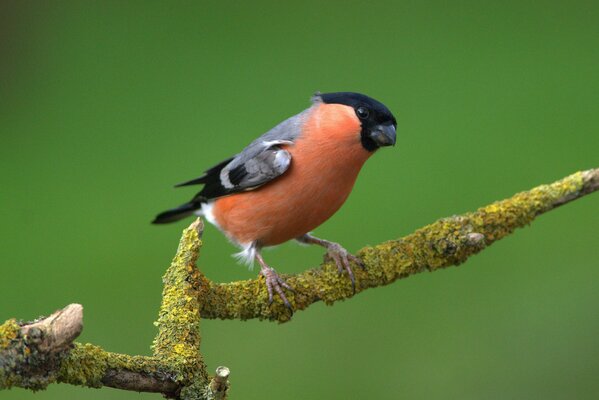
[153,92,397,309]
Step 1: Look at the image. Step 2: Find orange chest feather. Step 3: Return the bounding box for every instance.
[213,103,372,246]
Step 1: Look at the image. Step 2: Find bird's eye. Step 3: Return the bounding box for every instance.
[356,106,370,119]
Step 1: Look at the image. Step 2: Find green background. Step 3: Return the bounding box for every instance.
[1,1,598,399]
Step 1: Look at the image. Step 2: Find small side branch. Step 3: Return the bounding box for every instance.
[198,168,599,322]
[206,366,230,400]
[59,343,178,395]
[0,304,177,395]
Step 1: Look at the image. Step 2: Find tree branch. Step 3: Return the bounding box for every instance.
[198,168,599,322]
[207,366,230,400]
[152,218,209,398]
[60,343,178,395]
[1,220,228,399]
[0,304,84,390]
[0,168,596,397]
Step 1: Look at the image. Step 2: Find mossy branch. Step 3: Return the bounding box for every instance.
[197,168,599,322]
[0,220,230,399]
[0,168,596,396]
[151,218,210,398]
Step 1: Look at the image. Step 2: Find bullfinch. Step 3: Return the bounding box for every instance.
[153,92,397,309]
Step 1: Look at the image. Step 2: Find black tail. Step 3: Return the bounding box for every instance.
[152,202,200,224]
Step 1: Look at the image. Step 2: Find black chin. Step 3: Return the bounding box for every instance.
[360,130,378,152]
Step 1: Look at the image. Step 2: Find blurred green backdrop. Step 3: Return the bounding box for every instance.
[1,1,598,399]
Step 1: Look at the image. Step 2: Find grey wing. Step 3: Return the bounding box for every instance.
[190,141,292,200]
[220,141,293,191]
[185,108,309,201]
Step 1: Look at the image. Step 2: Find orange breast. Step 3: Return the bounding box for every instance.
[213,103,372,247]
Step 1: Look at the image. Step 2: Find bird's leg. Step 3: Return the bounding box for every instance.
[296,233,364,292]
[256,250,294,310]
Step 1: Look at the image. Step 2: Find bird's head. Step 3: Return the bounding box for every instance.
[312,92,397,152]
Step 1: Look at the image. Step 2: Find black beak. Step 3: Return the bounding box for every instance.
[370,124,396,147]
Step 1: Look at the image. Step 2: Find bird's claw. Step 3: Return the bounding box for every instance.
[260,266,294,312]
[325,243,364,293]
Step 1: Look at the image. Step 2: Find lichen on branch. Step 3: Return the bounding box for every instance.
[0,168,596,397]
[0,304,83,391]
[0,220,228,399]
[152,218,209,397]
[198,168,599,322]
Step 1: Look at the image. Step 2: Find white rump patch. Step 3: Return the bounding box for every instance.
[196,202,220,229]
[233,242,257,269]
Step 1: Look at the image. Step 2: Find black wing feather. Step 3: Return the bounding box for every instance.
[173,145,291,204]
[174,157,234,187]
[228,165,248,186]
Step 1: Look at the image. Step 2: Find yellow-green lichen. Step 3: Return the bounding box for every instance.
[1,317,72,390]
[0,319,21,389]
[152,219,208,386]
[0,319,19,350]
[197,169,596,323]
[58,343,165,388]
[1,169,595,397]
[58,343,110,387]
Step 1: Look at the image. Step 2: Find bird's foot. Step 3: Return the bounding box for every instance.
[324,242,365,293]
[259,264,294,311]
